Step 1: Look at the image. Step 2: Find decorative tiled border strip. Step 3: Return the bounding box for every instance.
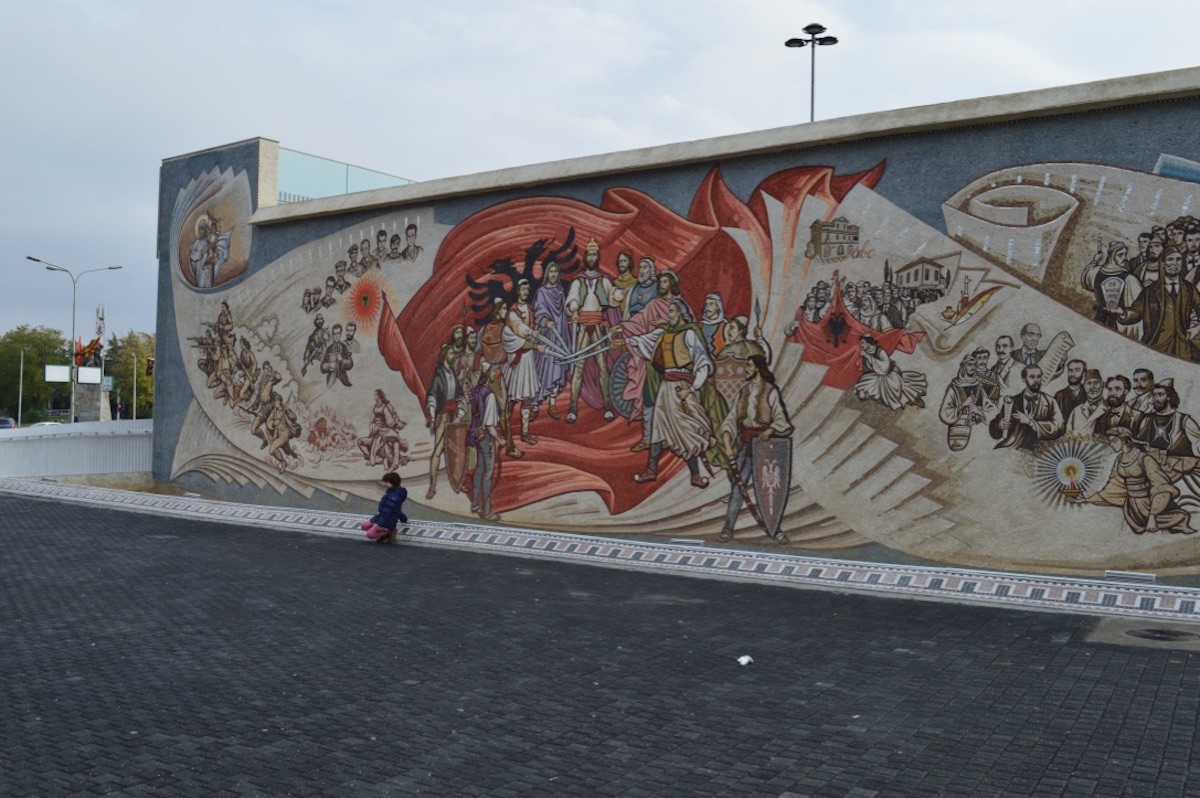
[4,477,1199,623]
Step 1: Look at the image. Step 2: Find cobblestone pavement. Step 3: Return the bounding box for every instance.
[2,493,1198,797]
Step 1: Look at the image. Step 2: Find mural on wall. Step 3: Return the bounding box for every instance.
[168,149,1200,575]
[170,167,254,289]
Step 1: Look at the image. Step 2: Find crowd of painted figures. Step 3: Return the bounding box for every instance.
[938,320,1200,534]
[300,224,425,314]
[1081,215,1200,359]
[191,301,411,475]
[423,238,794,539]
[789,275,945,333]
[190,301,302,474]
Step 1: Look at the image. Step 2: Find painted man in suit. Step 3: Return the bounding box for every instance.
[1121,248,1200,360]
[989,364,1064,451]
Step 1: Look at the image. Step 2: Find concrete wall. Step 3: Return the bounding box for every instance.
[155,68,1200,579]
[0,420,153,478]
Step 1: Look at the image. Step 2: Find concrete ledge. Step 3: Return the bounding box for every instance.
[4,476,1199,624]
[249,67,1200,225]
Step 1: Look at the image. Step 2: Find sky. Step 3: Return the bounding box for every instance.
[2,0,1199,341]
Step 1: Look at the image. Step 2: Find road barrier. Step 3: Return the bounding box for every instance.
[0,420,153,478]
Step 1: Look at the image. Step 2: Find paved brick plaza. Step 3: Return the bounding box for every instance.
[2,492,1198,797]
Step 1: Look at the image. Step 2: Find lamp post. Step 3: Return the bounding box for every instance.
[25,257,123,424]
[131,352,138,422]
[18,346,27,428]
[785,23,839,123]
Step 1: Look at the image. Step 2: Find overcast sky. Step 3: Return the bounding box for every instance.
[2,0,1198,341]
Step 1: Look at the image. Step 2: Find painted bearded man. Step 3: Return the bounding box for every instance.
[533,261,569,419]
[625,298,725,488]
[565,237,621,423]
[612,268,687,452]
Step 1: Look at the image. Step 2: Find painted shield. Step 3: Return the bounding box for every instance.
[608,352,635,419]
[445,420,470,493]
[750,437,792,538]
[713,357,752,410]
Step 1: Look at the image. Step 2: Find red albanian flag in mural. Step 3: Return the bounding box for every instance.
[786,272,924,390]
[378,162,885,515]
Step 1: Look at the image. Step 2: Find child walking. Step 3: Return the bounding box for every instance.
[361,472,408,544]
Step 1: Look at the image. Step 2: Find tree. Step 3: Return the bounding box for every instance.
[105,331,156,419]
[0,325,71,422]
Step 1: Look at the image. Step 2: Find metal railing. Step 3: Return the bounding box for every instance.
[0,420,153,478]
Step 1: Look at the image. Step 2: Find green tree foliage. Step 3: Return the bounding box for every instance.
[0,325,71,422]
[105,331,156,419]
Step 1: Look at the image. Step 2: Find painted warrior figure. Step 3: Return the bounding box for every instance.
[478,299,519,458]
[503,279,545,446]
[625,298,725,488]
[612,268,686,451]
[264,394,302,474]
[565,237,620,423]
[301,314,329,377]
[236,336,259,405]
[466,368,502,523]
[717,355,794,543]
[249,360,281,448]
[716,316,770,362]
[425,326,468,498]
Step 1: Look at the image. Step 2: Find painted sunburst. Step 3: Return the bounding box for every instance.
[1031,437,1111,509]
[342,272,391,335]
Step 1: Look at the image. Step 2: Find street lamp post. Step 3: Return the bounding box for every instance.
[785,23,839,123]
[25,257,123,424]
[18,346,27,428]
[132,352,138,422]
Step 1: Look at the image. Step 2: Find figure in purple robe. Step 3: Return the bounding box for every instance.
[533,261,570,418]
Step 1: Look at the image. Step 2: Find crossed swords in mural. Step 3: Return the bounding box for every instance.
[530,325,609,366]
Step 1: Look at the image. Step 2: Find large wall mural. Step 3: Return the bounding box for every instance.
[163,137,1200,577]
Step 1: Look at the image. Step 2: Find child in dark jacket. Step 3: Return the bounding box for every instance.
[361,472,408,544]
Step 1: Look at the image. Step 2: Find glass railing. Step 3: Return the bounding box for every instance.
[277,148,413,204]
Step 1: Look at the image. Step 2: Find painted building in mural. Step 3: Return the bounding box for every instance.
[155,68,1200,579]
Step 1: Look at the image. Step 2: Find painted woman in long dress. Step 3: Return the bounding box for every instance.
[1075,426,1195,534]
[852,334,927,410]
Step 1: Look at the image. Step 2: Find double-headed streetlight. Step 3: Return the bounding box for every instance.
[25,256,123,424]
[785,23,839,123]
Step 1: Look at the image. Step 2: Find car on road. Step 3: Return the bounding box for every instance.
[30,421,63,427]
[0,417,16,429]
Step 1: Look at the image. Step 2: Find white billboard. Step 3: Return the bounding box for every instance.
[77,366,102,385]
[45,364,71,383]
